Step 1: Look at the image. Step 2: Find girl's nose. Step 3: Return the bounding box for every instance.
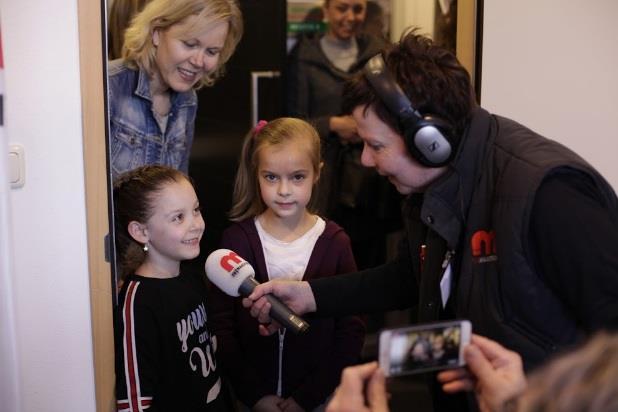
[192,213,206,231]
[278,179,291,196]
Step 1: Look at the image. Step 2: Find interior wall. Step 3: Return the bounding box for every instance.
[0,49,20,412]
[0,0,97,410]
[390,0,435,42]
[481,0,618,189]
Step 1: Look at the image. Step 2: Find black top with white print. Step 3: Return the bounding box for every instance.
[114,271,226,412]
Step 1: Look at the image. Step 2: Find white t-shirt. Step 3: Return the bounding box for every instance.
[255,217,326,281]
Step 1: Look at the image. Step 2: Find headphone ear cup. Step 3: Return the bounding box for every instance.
[403,116,454,167]
[403,122,425,163]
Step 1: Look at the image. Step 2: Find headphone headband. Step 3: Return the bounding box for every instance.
[362,53,454,167]
[364,54,422,124]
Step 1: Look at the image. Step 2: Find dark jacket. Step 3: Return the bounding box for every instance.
[207,218,365,410]
[286,33,385,138]
[311,108,618,371]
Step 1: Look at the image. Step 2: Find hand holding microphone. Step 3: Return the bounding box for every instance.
[205,249,310,334]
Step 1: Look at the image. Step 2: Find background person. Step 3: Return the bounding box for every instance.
[286,0,398,272]
[108,0,242,178]
[208,118,365,412]
[244,29,618,411]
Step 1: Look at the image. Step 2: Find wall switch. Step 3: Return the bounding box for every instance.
[8,144,25,188]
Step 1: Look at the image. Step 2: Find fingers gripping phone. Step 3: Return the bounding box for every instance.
[379,320,471,377]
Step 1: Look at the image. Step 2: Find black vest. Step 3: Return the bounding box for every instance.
[413,108,618,370]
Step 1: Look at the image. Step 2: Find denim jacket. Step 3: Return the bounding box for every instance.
[107,59,197,178]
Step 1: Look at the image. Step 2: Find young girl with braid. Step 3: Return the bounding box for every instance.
[113,165,226,411]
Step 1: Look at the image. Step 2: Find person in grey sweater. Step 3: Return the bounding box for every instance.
[286,0,398,271]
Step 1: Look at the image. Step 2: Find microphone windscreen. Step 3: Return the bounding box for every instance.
[205,249,255,297]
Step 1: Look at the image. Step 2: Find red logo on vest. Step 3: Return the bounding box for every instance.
[471,230,498,262]
[220,251,243,272]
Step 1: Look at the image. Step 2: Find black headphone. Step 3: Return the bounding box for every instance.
[363,54,454,167]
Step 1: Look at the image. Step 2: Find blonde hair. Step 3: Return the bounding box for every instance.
[517,332,618,412]
[122,0,243,88]
[229,118,322,222]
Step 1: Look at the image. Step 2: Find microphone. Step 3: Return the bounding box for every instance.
[205,249,310,334]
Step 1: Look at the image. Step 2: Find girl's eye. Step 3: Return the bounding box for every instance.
[206,48,221,57]
[193,206,202,215]
[264,174,277,182]
[172,213,184,222]
[182,40,198,48]
[292,174,306,182]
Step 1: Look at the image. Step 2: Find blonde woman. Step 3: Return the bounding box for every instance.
[108,0,242,178]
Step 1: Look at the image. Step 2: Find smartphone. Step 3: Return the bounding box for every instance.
[379,320,471,377]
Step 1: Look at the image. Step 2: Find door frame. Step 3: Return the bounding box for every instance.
[77,0,115,410]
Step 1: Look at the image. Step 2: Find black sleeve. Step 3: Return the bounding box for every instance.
[529,172,618,331]
[309,237,419,317]
[114,284,162,411]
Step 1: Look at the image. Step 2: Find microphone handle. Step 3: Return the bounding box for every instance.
[239,277,310,334]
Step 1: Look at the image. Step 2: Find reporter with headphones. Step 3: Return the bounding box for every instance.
[243,29,618,411]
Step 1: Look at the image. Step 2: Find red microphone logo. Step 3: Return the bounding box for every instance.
[220,251,243,272]
[219,250,250,278]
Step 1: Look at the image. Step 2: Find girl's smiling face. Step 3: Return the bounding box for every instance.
[138,178,205,274]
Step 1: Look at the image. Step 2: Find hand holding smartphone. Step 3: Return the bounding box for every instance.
[379,320,471,377]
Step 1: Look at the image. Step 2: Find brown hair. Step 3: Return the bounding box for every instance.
[517,332,618,412]
[229,118,322,222]
[342,27,477,146]
[122,0,243,88]
[113,165,191,280]
[108,0,152,59]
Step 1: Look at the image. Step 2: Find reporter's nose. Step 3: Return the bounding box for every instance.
[360,144,375,167]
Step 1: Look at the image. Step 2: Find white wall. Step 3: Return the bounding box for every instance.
[0,72,20,411]
[0,0,97,410]
[481,0,618,189]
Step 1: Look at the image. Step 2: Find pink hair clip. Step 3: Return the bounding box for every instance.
[254,120,268,137]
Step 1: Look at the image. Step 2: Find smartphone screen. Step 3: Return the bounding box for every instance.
[379,320,471,377]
